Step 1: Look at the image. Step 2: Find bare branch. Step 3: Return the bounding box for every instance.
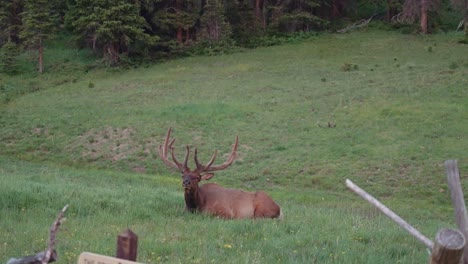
[42,205,68,264]
[7,205,68,264]
[346,179,434,248]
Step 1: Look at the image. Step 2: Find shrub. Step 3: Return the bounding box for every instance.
[449,62,458,69]
[0,42,20,75]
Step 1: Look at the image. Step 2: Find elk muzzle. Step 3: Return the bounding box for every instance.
[182,173,199,190]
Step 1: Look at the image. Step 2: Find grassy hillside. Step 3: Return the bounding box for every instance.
[0,157,456,263]
[1,29,467,263]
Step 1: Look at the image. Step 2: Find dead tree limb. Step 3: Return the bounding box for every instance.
[345,179,434,248]
[42,204,68,264]
[337,16,374,33]
[6,251,56,264]
[6,205,68,264]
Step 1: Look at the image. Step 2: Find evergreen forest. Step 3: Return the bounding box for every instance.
[0,0,467,72]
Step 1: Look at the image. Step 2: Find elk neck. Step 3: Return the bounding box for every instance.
[184,186,204,213]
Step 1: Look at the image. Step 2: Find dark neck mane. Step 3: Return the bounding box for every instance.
[184,188,200,213]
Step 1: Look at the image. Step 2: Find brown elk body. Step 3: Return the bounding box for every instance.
[159,128,282,219]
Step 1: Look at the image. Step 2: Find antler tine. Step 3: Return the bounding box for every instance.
[183,145,190,169]
[204,150,218,169]
[170,145,187,171]
[194,148,203,171]
[202,135,238,173]
[194,148,218,172]
[159,127,186,172]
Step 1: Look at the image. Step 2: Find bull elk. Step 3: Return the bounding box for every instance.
[158,128,282,219]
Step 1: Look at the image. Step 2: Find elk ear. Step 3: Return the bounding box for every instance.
[201,173,214,181]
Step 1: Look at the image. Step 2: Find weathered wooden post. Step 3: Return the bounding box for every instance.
[445,160,468,264]
[117,229,138,261]
[430,228,465,264]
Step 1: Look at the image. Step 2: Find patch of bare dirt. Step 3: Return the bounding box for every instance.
[69,127,157,170]
[32,127,50,136]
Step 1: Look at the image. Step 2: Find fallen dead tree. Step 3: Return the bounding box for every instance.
[337,16,374,33]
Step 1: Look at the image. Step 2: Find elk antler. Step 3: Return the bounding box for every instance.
[159,127,239,174]
[194,135,239,173]
[159,127,190,172]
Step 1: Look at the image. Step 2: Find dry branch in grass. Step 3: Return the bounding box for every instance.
[337,16,374,33]
[7,205,68,264]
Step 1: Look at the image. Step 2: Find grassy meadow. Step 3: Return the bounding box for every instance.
[1,29,467,263]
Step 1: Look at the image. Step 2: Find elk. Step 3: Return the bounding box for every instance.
[158,128,282,219]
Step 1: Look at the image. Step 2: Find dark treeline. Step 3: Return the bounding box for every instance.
[0,0,466,72]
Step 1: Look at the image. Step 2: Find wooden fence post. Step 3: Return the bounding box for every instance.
[116,229,138,261]
[445,160,468,264]
[430,228,465,264]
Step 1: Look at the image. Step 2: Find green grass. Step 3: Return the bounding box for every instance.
[1,29,468,263]
[0,157,455,263]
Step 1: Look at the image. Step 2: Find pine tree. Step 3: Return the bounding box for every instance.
[0,0,23,45]
[268,0,326,33]
[225,0,261,47]
[20,0,57,73]
[0,41,20,75]
[66,0,158,65]
[198,0,232,44]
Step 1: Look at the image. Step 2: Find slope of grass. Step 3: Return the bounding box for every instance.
[0,29,467,263]
[0,157,456,263]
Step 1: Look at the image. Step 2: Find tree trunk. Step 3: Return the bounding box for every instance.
[176,0,184,43]
[387,0,392,21]
[38,38,44,74]
[331,0,343,19]
[420,0,428,34]
[177,26,183,43]
[185,28,190,43]
[255,0,264,27]
[386,0,397,21]
[105,43,119,65]
[92,34,97,51]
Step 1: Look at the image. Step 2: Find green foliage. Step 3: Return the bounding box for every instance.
[19,0,58,73]
[449,61,458,69]
[236,31,319,49]
[225,1,264,48]
[0,41,19,74]
[186,0,238,55]
[0,0,23,45]
[65,0,158,65]
[198,0,233,45]
[272,12,329,33]
[354,0,391,19]
[0,35,97,102]
[433,0,464,32]
[20,0,57,48]
[267,0,328,34]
